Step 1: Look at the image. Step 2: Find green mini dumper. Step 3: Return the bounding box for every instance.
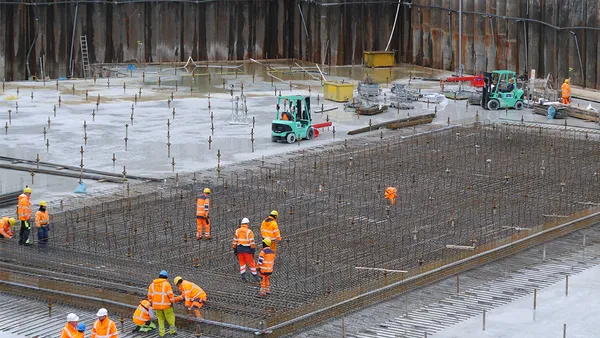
[271,95,315,143]
[481,70,525,110]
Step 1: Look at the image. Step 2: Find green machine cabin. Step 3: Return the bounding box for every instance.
[271,95,315,144]
[481,70,525,110]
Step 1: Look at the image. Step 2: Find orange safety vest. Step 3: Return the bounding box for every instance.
[0,217,13,238]
[132,299,152,325]
[258,247,276,274]
[91,318,118,338]
[196,194,210,218]
[74,331,85,338]
[232,224,255,249]
[35,210,49,228]
[175,280,207,304]
[17,194,31,221]
[261,217,281,242]
[385,187,397,204]
[60,323,79,338]
[147,278,175,310]
[562,83,571,98]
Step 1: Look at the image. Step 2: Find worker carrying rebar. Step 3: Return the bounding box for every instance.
[173,276,207,320]
[257,238,276,297]
[260,210,282,254]
[147,270,177,337]
[232,217,261,282]
[132,299,156,333]
[562,79,571,104]
[385,187,397,205]
[76,323,86,338]
[17,186,32,246]
[0,217,16,239]
[35,200,49,248]
[196,188,211,240]
[61,313,80,338]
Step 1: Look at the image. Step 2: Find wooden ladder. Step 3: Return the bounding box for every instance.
[79,35,91,79]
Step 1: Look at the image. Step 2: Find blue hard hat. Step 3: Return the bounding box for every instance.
[159,270,168,278]
[77,323,86,332]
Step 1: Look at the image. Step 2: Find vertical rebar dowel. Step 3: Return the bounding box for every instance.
[565,275,569,296]
[563,323,566,338]
[533,288,537,309]
[482,309,486,331]
[456,275,459,295]
[543,244,546,261]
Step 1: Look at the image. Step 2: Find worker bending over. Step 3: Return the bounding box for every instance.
[562,79,571,104]
[17,187,32,245]
[132,299,156,332]
[35,201,49,248]
[147,270,177,337]
[0,217,16,239]
[173,276,207,320]
[91,308,118,338]
[61,313,80,338]
[232,218,261,282]
[261,210,282,254]
[257,238,276,297]
[196,188,211,240]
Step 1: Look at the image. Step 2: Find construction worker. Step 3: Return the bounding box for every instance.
[35,200,49,248]
[17,186,32,245]
[0,217,16,239]
[385,187,397,205]
[232,218,261,282]
[562,79,571,104]
[196,188,211,240]
[147,270,176,337]
[260,211,282,254]
[132,299,156,333]
[76,323,86,338]
[173,276,207,320]
[257,238,276,297]
[91,308,118,338]
[61,313,79,338]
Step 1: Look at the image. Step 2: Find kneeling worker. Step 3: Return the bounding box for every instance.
[0,217,16,239]
[132,299,156,332]
[173,276,207,320]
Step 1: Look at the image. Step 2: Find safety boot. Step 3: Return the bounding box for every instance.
[241,272,247,281]
[253,274,261,282]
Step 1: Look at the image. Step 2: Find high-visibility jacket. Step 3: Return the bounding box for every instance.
[0,217,13,238]
[132,299,152,325]
[35,210,49,228]
[91,318,118,338]
[60,323,79,338]
[562,83,571,98]
[17,194,31,221]
[260,217,281,242]
[258,247,276,274]
[232,224,255,253]
[75,331,85,338]
[196,194,210,218]
[175,280,207,305]
[147,278,175,310]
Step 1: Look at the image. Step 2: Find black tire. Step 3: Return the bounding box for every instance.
[487,99,500,110]
[515,101,524,110]
[286,133,296,144]
[307,128,315,140]
[271,136,278,143]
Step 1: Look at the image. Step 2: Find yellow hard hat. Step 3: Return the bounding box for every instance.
[173,276,183,285]
[270,210,279,218]
[39,200,47,207]
[565,79,569,84]
[204,188,211,194]
[23,187,32,194]
[8,218,16,226]
[262,238,272,247]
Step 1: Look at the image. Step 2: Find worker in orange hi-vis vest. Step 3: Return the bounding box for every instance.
[385,187,397,205]
[261,210,282,254]
[0,217,16,239]
[132,299,156,333]
[35,200,50,248]
[562,79,571,104]
[60,313,80,338]
[17,186,32,246]
[196,188,211,240]
[91,308,118,338]
[147,270,176,337]
[232,218,261,282]
[257,238,276,297]
[173,276,207,320]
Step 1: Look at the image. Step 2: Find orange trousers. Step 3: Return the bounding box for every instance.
[259,272,271,295]
[237,252,257,275]
[185,298,204,318]
[562,97,571,104]
[196,217,210,239]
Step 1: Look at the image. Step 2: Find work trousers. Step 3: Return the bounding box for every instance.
[135,321,156,332]
[196,217,210,239]
[237,252,257,276]
[154,307,176,337]
[18,221,31,245]
[185,298,204,318]
[37,227,49,247]
[259,272,272,296]
[562,97,571,104]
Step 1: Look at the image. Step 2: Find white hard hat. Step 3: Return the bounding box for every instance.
[96,308,108,317]
[241,217,250,224]
[67,313,79,322]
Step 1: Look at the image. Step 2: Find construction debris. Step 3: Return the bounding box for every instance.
[347,113,435,135]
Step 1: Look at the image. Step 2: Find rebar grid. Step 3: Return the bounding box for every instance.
[5,124,600,328]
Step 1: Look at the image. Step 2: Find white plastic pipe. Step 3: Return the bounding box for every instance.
[385,0,402,51]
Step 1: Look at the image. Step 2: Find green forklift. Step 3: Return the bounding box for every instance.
[271,95,315,143]
[481,70,525,110]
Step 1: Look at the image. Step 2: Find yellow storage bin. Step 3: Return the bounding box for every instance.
[323,81,354,102]
[363,51,395,68]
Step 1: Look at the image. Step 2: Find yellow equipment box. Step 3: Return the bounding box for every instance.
[323,81,354,102]
[363,51,395,68]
